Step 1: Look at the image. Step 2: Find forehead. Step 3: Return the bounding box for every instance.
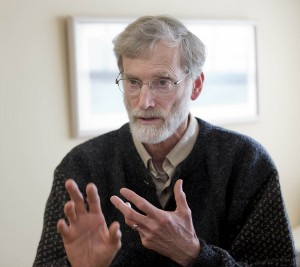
[122,41,184,78]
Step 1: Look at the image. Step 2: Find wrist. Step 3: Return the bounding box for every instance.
[178,238,201,266]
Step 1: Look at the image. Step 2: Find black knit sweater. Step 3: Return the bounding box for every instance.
[33,118,296,266]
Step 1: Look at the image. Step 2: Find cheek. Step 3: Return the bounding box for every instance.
[125,95,152,113]
[124,94,135,109]
[161,97,178,112]
[123,94,131,111]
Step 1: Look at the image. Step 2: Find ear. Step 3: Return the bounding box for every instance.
[191,72,204,100]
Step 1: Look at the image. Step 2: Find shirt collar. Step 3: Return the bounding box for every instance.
[133,114,199,169]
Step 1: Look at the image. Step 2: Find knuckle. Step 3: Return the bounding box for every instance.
[157,213,171,225]
[183,207,192,220]
[141,236,153,249]
[126,208,135,219]
[141,238,148,247]
[152,223,161,233]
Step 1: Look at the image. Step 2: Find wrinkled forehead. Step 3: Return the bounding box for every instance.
[122,40,184,69]
[121,41,186,80]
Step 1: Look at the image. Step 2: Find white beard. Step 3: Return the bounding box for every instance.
[124,91,191,144]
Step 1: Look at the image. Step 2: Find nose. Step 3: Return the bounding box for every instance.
[137,84,155,109]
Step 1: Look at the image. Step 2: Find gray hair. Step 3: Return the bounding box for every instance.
[113,15,206,80]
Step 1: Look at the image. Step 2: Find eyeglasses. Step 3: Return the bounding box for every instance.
[115,72,190,96]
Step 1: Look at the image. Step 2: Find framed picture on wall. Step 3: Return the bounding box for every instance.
[68,17,259,138]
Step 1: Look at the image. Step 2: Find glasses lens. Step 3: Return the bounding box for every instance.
[119,79,141,95]
[117,80,125,93]
[151,78,173,95]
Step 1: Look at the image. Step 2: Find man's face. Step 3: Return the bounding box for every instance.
[122,41,193,144]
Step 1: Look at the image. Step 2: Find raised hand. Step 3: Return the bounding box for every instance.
[57,179,121,267]
[110,179,200,266]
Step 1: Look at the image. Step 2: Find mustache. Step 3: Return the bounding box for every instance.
[131,108,165,119]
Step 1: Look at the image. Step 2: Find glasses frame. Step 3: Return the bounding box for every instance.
[115,72,190,95]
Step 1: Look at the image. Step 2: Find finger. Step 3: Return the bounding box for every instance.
[57,218,69,237]
[64,200,77,224]
[124,201,142,231]
[86,183,101,214]
[119,188,160,217]
[124,217,135,228]
[174,179,189,210]
[110,195,145,223]
[108,221,122,246]
[65,179,87,214]
[86,183,108,231]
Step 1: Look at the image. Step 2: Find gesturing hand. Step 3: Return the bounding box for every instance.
[57,179,121,267]
[110,179,200,267]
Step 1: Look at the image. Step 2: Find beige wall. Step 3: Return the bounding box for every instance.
[0,0,299,266]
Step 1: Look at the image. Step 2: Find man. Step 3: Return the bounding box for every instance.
[34,15,296,266]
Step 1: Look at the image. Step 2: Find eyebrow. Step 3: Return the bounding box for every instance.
[124,73,140,80]
[124,72,172,80]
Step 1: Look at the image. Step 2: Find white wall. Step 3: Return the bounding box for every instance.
[0,0,299,266]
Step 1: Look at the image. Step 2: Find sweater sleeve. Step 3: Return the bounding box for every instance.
[33,169,71,267]
[190,174,296,267]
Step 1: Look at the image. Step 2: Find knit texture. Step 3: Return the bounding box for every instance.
[33,118,296,266]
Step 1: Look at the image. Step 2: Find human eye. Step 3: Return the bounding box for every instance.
[152,78,172,89]
[126,79,140,88]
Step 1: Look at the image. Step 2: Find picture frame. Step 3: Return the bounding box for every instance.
[68,17,259,138]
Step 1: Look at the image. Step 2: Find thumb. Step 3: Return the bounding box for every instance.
[174,179,189,210]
